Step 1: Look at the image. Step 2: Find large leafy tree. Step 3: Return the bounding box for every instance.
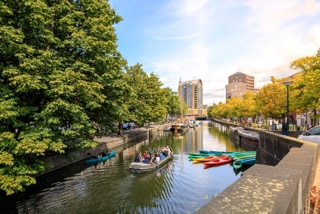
[256,77,287,119]
[0,0,125,195]
[226,97,242,120]
[290,49,320,126]
[241,92,259,121]
[162,87,180,121]
[126,64,168,126]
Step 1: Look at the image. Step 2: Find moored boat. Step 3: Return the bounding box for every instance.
[203,156,232,167]
[237,129,259,150]
[233,157,256,169]
[85,151,116,164]
[229,126,244,141]
[170,123,187,132]
[188,153,211,160]
[193,155,229,164]
[199,150,234,155]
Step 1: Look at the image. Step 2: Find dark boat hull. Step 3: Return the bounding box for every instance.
[238,130,259,150]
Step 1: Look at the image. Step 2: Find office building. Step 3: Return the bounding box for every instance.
[226,72,257,99]
[178,79,204,116]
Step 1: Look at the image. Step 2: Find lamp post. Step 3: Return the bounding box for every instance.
[283,80,293,134]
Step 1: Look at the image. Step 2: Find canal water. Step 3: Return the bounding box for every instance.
[4,121,247,214]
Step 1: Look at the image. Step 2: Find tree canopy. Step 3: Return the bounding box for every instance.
[209,49,320,126]
[0,0,125,195]
[290,49,320,125]
[0,0,184,195]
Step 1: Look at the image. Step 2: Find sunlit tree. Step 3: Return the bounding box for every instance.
[256,77,287,119]
[290,49,320,126]
[126,64,167,126]
[241,92,259,123]
[0,0,124,195]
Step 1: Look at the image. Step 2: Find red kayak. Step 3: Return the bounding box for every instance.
[203,156,232,167]
[193,155,229,164]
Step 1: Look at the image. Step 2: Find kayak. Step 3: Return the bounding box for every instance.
[189,153,210,157]
[199,150,234,155]
[189,153,210,160]
[229,154,256,160]
[233,157,256,169]
[85,151,116,164]
[193,155,229,164]
[199,150,256,157]
[203,156,232,167]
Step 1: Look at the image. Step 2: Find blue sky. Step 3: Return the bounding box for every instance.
[109,0,320,105]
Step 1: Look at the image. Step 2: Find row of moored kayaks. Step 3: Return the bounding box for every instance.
[189,150,256,169]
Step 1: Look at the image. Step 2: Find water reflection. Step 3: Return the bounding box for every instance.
[5,121,249,214]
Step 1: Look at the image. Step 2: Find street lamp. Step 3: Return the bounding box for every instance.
[283,80,293,134]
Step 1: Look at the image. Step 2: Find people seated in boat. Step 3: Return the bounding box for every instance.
[159,151,165,160]
[150,155,155,164]
[143,151,148,159]
[150,147,155,155]
[162,148,168,157]
[166,146,171,156]
[169,146,173,155]
[142,154,151,164]
[152,153,157,163]
[134,152,142,162]
[154,153,160,163]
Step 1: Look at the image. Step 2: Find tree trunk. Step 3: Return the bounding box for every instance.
[313,109,318,126]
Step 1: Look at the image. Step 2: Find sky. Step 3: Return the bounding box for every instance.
[109,0,320,105]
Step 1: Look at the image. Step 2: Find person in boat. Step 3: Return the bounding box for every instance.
[159,150,165,160]
[152,153,157,163]
[142,154,151,164]
[134,152,142,162]
[150,147,155,155]
[143,151,148,159]
[154,153,160,163]
[166,146,171,156]
[168,146,173,155]
[162,148,168,157]
[150,155,155,164]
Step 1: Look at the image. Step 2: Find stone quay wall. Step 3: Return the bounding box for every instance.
[197,119,320,214]
[38,124,169,176]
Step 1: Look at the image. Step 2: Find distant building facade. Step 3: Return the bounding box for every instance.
[225,72,258,100]
[178,79,205,116]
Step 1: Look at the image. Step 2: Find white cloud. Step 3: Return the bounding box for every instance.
[112,0,320,105]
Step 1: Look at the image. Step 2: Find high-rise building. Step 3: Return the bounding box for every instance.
[225,72,257,99]
[178,79,204,116]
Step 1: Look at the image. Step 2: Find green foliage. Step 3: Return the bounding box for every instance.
[126,64,167,126]
[0,0,125,195]
[290,49,320,124]
[210,55,320,124]
[255,79,287,119]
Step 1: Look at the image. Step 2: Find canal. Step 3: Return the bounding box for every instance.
[4,121,247,214]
